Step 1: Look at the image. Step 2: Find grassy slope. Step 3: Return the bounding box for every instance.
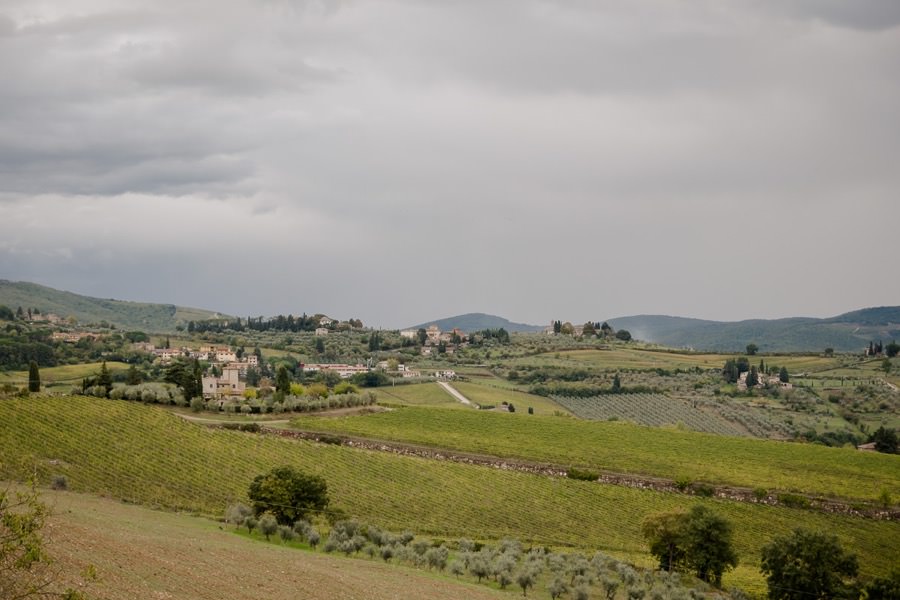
[511,347,839,372]
[1,396,897,595]
[450,381,569,415]
[375,382,468,408]
[0,280,224,332]
[41,489,506,600]
[290,407,900,502]
[0,361,129,388]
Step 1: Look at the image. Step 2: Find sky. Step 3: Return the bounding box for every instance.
[1,0,899,329]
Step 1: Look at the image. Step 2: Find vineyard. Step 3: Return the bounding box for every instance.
[551,393,803,440]
[289,406,900,503]
[552,393,744,436]
[2,396,899,594]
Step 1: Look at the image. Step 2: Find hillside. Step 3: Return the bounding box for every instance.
[408,312,544,333]
[0,280,227,333]
[3,395,898,594]
[45,490,506,600]
[608,307,900,352]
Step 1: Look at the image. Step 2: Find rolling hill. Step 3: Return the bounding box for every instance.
[408,312,544,333]
[608,306,900,352]
[0,280,227,333]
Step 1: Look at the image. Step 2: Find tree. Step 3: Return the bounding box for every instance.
[760,528,858,600]
[27,361,40,393]
[746,344,759,356]
[869,426,898,454]
[864,569,900,600]
[779,366,789,383]
[582,322,596,337]
[553,320,562,335]
[97,361,113,397]
[1,482,50,599]
[680,505,737,586]
[368,331,381,351]
[275,365,291,396]
[642,505,737,586]
[615,329,632,342]
[225,503,251,529]
[247,466,329,526]
[886,341,900,358]
[126,364,142,385]
[516,566,538,596]
[746,366,759,388]
[611,373,622,393]
[165,359,201,401]
[417,328,428,346]
[642,510,687,572]
[258,513,278,541]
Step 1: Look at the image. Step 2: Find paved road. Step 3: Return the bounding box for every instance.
[437,381,475,406]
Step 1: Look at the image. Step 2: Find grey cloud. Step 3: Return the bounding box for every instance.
[2,0,899,326]
[752,0,900,31]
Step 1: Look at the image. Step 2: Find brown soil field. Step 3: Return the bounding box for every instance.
[40,489,506,600]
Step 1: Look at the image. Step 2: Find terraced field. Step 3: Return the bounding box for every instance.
[3,396,898,595]
[290,406,899,502]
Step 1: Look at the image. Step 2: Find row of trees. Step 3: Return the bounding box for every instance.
[643,506,898,599]
[550,320,632,341]
[187,315,364,334]
[867,341,900,357]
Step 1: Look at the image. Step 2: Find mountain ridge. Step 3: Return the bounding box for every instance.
[407,312,545,333]
[607,307,899,352]
[0,280,227,333]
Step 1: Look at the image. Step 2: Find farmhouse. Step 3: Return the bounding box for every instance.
[315,328,329,336]
[201,366,245,399]
[300,363,369,379]
[50,331,98,343]
[153,348,186,363]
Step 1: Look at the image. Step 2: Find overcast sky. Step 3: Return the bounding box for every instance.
[2,0,898,329]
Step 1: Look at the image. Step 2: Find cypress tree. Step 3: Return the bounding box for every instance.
[28,360,40,392]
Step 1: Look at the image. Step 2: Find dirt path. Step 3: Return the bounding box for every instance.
[437,381,474,406]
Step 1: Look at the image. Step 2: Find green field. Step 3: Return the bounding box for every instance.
[1,395,897,595]
[290,407,899,502]
[0,361,129,388]
[451,381,569,415]
[374,382,467,408]
[512,348,844,373]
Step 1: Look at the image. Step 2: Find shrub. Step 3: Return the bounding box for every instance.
[51,475,68,491]
[674,475,692,491]
[691,483,715,497]
[567,468,599,482]
[777,493,811,509]
[189,397,205,412]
